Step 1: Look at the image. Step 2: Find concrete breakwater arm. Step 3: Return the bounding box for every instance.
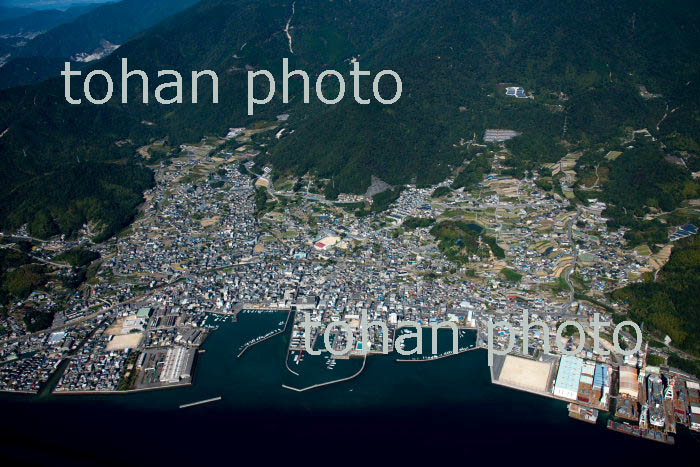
[281,355,367,392]
[237,310,293,358]
[395,345,484,363]
[179,396,222,409]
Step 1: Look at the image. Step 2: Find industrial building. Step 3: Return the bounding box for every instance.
[505,86,528,98]
[618,365,639,399]
[159,346,192,384]
[553,355,584,400]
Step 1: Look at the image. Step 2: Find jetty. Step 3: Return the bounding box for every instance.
[237,310,293,358]
[395,345,483,363]
[179,396,222,409]
[282,355,367,392]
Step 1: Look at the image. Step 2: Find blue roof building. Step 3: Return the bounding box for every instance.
[593,364,609,389]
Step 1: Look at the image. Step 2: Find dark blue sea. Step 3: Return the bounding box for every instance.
[1,311,697,465]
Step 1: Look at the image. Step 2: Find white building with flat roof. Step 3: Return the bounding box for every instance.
[159,346,190,384]
[553,355,584,400]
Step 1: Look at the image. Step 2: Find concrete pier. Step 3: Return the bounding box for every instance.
[179,396,222,409]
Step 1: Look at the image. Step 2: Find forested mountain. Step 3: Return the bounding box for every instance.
[1,0,699,240]
[0,6,34,22]
[0,3,96,36]
[0,0,200,89]
[612,235,700,356]
[268,0,700,191]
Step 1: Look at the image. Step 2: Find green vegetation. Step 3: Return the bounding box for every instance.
[253,187,276,216]
[483,237,505,259]
[500,268,522,282]
[0,0,698,239]
[611,235,700,356]
[560,324,580,338]
[355,187,404,216]
[335,202,365,213]
[237,164,251,177]
[0,162,153,241]
[505,135,566,177]
[0,0,200,89]
[371,187,403,212]
[0,248,32,304]
[580,140,700,248]
[54,247,100,268]
[646,354,665,367]
[6,264,46,299]
[573,293,615,313]
[402,217,435,230]
[550,275,571,295]
[452,154,491,190]
[668,354,700,378]
[535,178,553,191]
[324,182,340,201]
[430,221,498,264]
[23,308,54,333]
[431,186,451,198]
[117,351,141,391]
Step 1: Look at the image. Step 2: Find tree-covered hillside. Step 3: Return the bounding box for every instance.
[1,0,699,238]
[266,0,700,191]
[0,0,201,89]
[611,235,700,356]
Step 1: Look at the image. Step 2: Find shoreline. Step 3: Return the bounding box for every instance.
[52,381,192,396]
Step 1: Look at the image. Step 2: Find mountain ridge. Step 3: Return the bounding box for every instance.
[0,0,699,237]
[0,0,201,89]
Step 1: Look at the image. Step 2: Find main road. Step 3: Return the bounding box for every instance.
[562,207,581,313]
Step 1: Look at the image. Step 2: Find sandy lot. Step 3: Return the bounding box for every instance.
[105,317,126,335]
[106,333,144,351]
[497,355,553,393]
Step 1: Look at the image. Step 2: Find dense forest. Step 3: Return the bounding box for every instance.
[0,246,42,305]
[402,217,435,230]
[0,162,154,241]
[1,0,699,236]
[611,235,700,356]
[267,0,700,192]
[573,138,699,248]
[53,247,100,268]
